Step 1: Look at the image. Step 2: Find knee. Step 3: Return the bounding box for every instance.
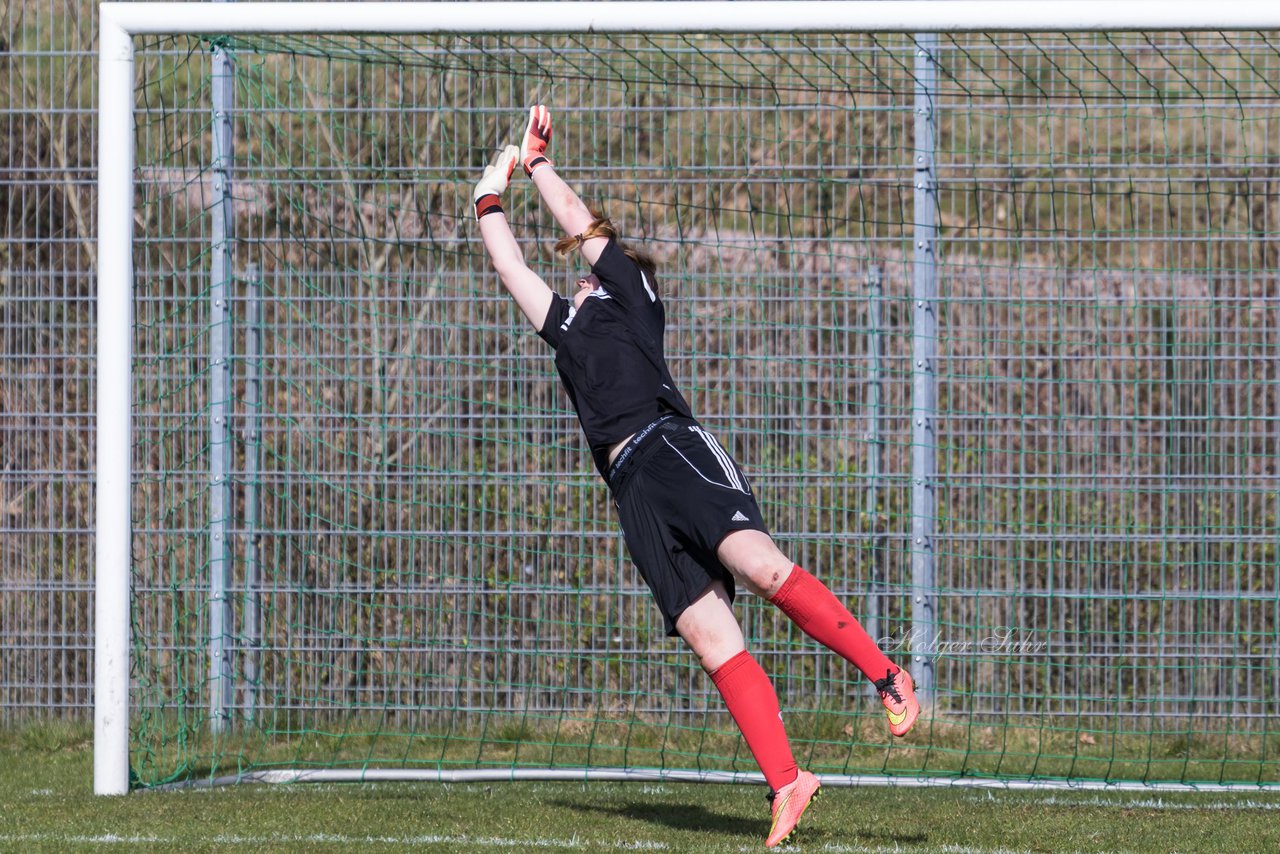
[682,622,744,672]
[692,639,743,673]
[676,583,746,671]
[718,530,794,598]
[733,550,794,599]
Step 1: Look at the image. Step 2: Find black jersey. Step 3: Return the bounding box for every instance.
[537,239,693,477]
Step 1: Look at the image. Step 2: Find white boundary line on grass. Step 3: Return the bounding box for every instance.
[962,791,1280,811]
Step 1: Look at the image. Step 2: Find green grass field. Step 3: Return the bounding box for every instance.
[4,723,1280,853]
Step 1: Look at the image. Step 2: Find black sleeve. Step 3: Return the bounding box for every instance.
[591,239,658,309]
[536,292,573,349]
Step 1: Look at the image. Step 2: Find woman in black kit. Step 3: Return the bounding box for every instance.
[472,105,919,848]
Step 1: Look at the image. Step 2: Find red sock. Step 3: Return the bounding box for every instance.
[709,650,798,792]
[770,565,897,683]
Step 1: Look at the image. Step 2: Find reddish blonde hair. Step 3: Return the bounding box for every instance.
[554,213,658,284]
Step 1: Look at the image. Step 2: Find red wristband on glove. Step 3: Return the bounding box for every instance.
[524,156,550,177]
[474,193,504,220]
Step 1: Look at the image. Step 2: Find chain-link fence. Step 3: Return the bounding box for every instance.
[3,7,1278,783]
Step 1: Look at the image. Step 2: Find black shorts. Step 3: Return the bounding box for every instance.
[607,416,769,637]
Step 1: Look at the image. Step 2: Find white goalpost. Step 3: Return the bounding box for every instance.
[97,1,1280,796]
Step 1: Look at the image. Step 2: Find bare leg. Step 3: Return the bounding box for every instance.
[675,581,746,672]
[676,580,798,792]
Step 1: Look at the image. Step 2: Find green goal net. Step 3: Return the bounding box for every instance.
[127,28,1279,789]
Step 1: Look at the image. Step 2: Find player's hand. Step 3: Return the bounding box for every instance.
[521,104,553,176]
[473,145,519,219]
[474,145,519,201]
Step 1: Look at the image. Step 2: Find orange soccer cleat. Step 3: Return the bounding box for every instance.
[765,769,822,848]
[875,668,920,737]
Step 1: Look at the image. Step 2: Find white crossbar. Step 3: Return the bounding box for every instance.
[101,2,1280,35]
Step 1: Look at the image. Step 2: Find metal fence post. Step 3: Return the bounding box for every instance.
[208,35,236,734]
[241,263,263,723]
[910,33,940,704]
[863,265,885,654]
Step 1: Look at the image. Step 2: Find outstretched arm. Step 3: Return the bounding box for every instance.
[474,145,554,330]
[521,105,608,266]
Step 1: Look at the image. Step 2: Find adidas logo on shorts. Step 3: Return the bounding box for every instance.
[731,510,750,522]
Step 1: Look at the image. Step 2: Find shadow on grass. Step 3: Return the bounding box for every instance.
[551,797,757,839]
[852,825,930,846]
[551,795,932,847]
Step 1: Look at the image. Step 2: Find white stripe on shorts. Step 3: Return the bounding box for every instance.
[688,426,748,494]
[663,436,743,493]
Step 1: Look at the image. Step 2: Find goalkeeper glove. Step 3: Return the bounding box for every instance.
[521,104,553,177]
[473,145,519,220]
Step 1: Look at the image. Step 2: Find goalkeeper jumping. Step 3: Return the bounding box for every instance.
[473,105,919,848]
